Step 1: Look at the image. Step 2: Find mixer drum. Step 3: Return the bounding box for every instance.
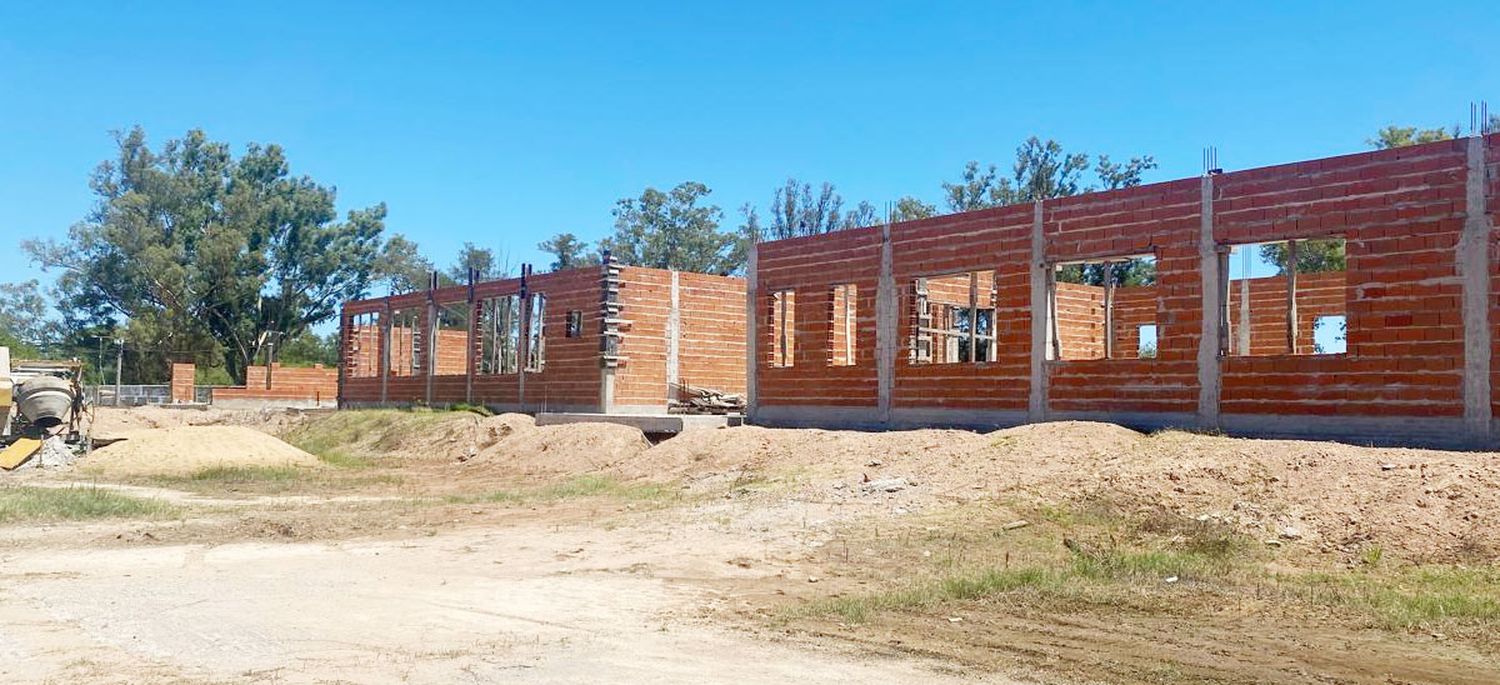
[14,376,74,429]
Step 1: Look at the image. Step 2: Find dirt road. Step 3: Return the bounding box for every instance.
[0,507,1016,684]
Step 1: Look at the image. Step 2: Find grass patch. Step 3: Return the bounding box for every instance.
[283,409,464,467]
[147,464,401,494]
[449,475,680,506]
[0,486,177,523]
[1285,565,1500,631]
[183,465,307,483]
[790,501,1500,643]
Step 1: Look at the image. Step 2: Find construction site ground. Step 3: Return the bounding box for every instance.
[2,406,1498,684]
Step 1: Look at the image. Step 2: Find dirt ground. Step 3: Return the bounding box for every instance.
[2,406,1498,684]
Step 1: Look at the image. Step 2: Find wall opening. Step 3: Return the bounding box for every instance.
[526,293,546,372]
[829,283,858,366]
[347,311,382,378]
[565,310,583,338]
[388,307,422,376]
[910,270,996,365]
[432,302,470,375]
[1225,238,1346,356]
[770,290,795,367]
[1137,324,1158,359]
[478,294,521,374]
[1050,255,1156,360]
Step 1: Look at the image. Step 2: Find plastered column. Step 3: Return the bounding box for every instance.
[1461,136,1493,441]
[1196,174,1222,427]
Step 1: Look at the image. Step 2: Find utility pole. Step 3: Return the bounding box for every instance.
[114,338,124,407]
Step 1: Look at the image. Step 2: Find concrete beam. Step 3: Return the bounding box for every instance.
[1461,135,1493,441]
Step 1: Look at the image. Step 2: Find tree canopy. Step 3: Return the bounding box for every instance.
[23,127,390,383]
[944,137,1156,212]
[600,182,737,274]
[538,233,594,271]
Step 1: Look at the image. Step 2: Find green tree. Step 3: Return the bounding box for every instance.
[0,280,53,353]
[891,196,937,222]
[538,233,594,271]
[24,126,388,384]
[1367,125,1457,149]
[447,242,500,283]
[601,182,736,274]
[372,234,434,295]
[1259,238,1345,275]
[276,329,339,367]
[943,137,1156,212]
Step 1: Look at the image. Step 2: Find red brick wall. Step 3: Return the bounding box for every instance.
[1216,140,1468,418]
[213,364,338,403]
[614,267,672,407]
[756,226,884,407]
[337,265,746,411]
[752,134,1499,429]
[677,272,747,396]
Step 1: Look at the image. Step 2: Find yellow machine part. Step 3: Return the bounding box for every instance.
[0,438,41,470]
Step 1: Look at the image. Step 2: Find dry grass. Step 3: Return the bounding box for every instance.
[0,486,179,523]
[789,499,1500,643]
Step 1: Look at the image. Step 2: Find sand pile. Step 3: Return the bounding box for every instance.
[90,405,313,440]
[85,425,322,477]
[463,415,651,476]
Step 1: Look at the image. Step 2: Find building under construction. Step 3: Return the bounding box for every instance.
[338,258,746,415]
[746,134,1500,447]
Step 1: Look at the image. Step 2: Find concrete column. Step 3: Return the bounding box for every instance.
[1196,175,1221,427]
[379,301,391,404]
[744,246,759,421]
[876,222,896,424]
[424,296,436,406]
[667,270,681,403]
[1461,136,1493,442]
[1028,201,1049,422]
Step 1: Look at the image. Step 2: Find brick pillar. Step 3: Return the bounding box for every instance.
[170,363,195,404]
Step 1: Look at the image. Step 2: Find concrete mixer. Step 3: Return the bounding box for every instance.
[0,346,87,469]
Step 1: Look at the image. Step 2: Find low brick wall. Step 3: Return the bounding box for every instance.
[168,363,338,407]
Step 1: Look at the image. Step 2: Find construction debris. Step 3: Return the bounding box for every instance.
[675,384,745,414]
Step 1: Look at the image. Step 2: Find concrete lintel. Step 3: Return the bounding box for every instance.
[876,222,896,424]
[536,412,741,434]
[1027,201,1048,422]
[1196,174,1221,428]
[1461,136,1493,440]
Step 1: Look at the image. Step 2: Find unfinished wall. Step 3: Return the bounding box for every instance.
[751,134,1500,446]
[339,264,747,415]
[214,364,338,407]
[676,272,747,396]
[754,226,883,413]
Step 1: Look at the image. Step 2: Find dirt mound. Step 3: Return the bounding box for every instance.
[90,405,315,440]
[464,420,651,476]
[628,420,1500,560]
[84,425,322,477]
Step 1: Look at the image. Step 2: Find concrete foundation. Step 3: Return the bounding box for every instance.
[536,412,741,434]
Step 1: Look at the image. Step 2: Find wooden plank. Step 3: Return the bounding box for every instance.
[0,438,41,470]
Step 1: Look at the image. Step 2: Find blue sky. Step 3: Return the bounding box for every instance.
[1,2,1496,299]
